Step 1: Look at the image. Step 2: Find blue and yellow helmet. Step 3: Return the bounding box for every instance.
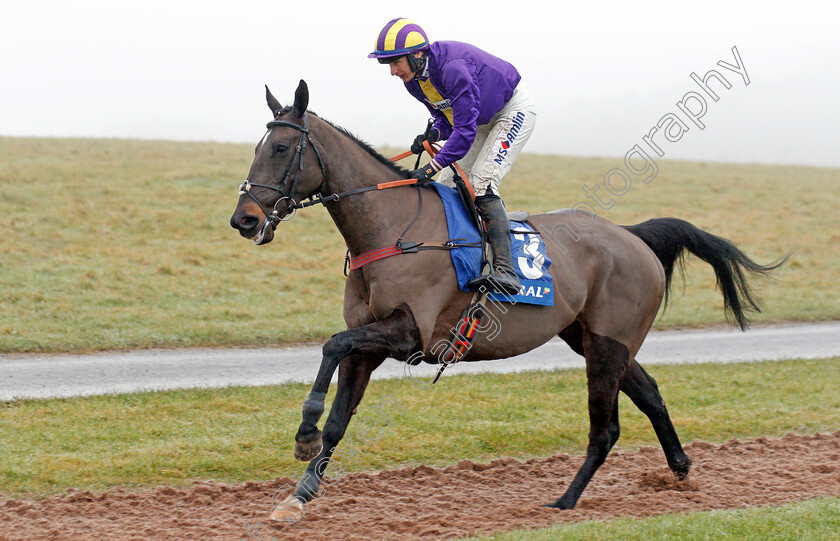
[368,18,430,61]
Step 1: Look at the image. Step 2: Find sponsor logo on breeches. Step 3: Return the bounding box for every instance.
[494,111,527,165]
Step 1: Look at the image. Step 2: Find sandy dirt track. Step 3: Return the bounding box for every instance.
[1,430,839,540]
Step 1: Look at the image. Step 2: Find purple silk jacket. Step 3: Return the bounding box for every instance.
[404,41,521,171]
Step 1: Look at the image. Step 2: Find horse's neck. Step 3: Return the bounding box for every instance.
[318,129,416,255]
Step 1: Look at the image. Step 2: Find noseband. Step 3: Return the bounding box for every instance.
[238,111,325,239]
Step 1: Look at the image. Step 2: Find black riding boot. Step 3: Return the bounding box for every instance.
[466,195,521,295]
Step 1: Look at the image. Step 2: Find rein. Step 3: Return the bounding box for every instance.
[239,111,425,236]
[390,141,475,200]
[239,114,481,271]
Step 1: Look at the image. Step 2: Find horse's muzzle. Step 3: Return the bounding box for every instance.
[230,210,274,245]
[230,212,260,233]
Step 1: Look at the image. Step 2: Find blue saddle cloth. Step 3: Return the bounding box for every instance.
[430,183,554,306]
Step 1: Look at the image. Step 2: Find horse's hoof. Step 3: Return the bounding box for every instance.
[270,496,305,523]
[294,431,323,461]
[542,498,575,510]
[673,456,692,481]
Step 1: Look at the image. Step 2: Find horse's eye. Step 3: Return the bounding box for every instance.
[272,144,289,156]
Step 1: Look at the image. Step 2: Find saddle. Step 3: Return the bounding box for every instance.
[507,210,530,222]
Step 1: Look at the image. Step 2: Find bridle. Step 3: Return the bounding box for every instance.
[236,111,427,243]
[235,112,480,271]
[238,111,326,241]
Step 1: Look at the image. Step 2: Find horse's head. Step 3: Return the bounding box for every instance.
[230,80,325,245]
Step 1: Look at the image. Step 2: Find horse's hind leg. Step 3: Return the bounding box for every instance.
[620,359,691,479]
[545,330,630,510]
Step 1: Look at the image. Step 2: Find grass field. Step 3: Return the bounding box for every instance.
[1,136,839,353]
[2,357,838,499]
[458,497,840,541]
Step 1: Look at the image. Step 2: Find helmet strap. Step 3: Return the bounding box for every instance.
[407,52,426,75]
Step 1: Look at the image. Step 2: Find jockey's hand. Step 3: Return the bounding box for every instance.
[408,164,436,185]
[410,130,439,155]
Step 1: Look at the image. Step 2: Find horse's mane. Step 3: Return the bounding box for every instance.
[277,106,408,175]
[319,115,409,175]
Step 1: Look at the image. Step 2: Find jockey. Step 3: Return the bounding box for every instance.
[369,17,537,295]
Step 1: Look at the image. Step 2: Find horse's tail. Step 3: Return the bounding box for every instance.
[623,217,788,330]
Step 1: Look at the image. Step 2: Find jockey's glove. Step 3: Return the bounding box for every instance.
[408,163,436,184]
[410,130,440,155]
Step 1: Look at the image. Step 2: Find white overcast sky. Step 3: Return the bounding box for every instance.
[1,0,838,167]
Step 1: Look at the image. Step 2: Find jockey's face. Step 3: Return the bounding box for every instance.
[388,55,416,82]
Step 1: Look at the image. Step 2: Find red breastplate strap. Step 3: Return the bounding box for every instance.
[347,244,408,271]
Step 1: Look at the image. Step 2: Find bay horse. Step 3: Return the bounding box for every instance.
[230,80,784,520]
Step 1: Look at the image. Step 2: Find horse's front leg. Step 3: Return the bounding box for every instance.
[272,308,420,520]
[295,308,420,459]
[271,353,383,521]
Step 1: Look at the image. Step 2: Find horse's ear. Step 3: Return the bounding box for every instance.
[266,85,283,117]
[291,79,309,119]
